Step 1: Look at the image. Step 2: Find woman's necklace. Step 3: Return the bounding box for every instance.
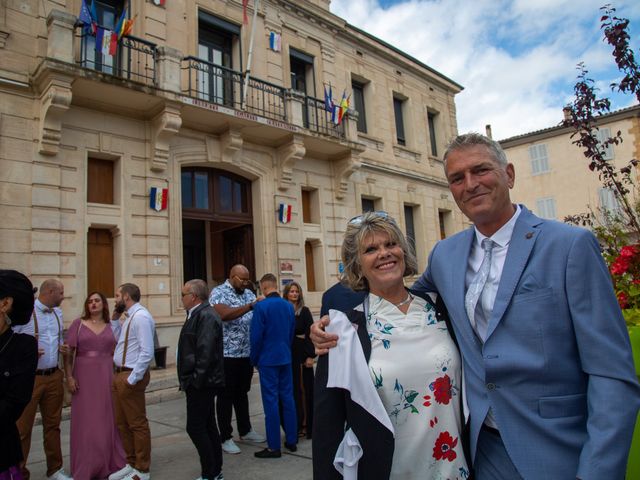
[394,292,413,308]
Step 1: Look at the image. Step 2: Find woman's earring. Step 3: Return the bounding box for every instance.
[5,315,11,326]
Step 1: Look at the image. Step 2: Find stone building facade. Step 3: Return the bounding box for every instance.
[500,105,640,223]
[0,0,465,351]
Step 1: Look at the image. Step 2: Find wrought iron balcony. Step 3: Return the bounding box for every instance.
[305,96,346,140]
[182,56,287,121]
[75,23,157,86]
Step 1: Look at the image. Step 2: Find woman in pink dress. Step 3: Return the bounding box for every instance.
[64,292,128,480]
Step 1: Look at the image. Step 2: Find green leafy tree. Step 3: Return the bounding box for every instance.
[563,4,640,316]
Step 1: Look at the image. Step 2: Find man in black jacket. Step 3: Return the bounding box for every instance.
[177,279,225,480]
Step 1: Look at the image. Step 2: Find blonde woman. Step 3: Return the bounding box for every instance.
[313,212,469,479]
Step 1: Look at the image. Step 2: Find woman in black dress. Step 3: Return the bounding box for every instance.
[0,270,38,479]
[283,281,316,439]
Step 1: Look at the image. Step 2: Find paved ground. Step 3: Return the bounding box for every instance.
[24,371,314,480]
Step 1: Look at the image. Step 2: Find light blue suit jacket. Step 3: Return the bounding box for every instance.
[414,206,640,480]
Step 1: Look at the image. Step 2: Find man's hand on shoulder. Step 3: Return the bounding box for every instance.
[310,315,338,355]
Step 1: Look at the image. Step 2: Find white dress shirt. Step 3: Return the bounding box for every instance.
[113,303,155,385]
[465,204,521,428]
[13,299,63,370]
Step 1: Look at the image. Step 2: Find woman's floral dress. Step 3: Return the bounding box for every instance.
[367,293,469,479]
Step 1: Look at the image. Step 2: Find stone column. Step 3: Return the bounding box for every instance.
[344,109,360,143]
[285,89,306,127]
[46,10,76,64]
[156,46,183,93]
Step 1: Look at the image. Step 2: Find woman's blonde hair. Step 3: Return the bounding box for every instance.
[340,212,418,291]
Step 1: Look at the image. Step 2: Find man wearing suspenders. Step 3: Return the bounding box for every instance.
[14,279,72,480]
[110,283,155,480]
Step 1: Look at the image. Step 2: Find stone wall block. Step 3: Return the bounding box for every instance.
[46,10,76,63]
[156,46,183,93]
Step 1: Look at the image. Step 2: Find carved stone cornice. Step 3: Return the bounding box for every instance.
[332,151,362,200]
[276,135,305,191]
[219,128,243,164]
[150,102,182,171]
[36,74,73,156]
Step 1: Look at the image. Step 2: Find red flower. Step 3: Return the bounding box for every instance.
[423,394,431,407]
[611,257,630,275]
[618,291,630,309]
[433,431,458,462]
[431,374,453,405]
[620,245,638,258]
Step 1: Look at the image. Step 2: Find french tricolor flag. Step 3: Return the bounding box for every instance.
[279,203,292,223]
[150,187,168,211]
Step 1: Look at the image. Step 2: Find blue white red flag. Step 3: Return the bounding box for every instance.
[150,187,168,211]
[279,203,292,224]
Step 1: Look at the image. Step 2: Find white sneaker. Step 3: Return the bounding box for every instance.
[123,469,150,480]
[214,474,224,480]
[221,438,241,454]
[47,469,73,480]
[240,429,266,443]
[109,465,133,480]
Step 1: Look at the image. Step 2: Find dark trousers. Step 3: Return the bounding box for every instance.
[291,362,314,436]
[216,357,253,441]
[186,387,222,479]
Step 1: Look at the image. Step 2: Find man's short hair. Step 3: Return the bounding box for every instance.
[119,283,141,302]
[185,279,209,302]
[443,132,508,169]
[259,273,277,287]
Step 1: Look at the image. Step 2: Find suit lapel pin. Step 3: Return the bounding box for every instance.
[525,232,534,239]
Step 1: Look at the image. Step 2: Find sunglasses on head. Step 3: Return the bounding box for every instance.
[348,211,393,226]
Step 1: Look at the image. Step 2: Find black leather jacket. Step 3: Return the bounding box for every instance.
[176,302,224,390]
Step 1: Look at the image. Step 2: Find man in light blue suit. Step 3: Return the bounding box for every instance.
[312,132,640,479]
[411,133,640,479]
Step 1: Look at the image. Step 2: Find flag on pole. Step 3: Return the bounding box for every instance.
[90,0,98,34]
[269,31,281,51]
[95,26,104,51]
[279,203,292,224]
[150,187,169,212]
[324,84,334,112]
[121,15,136,38]
[114,6,126,39]
[338,91,351,125]
[101,29,113,56]
[78,0,95,34]
[109,29,118,55]
[242,0,249,24]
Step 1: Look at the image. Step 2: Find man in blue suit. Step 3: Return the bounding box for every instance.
[313,133,640,479]
[250,273,298,458]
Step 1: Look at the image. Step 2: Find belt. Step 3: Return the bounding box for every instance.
[114,366,133,373]
[481,424,501,437]
[35,367,59,376]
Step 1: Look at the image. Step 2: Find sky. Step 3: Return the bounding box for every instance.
[330,0,640,140]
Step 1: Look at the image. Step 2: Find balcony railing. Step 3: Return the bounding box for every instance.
[305,96,346,140]
[182,57,286,121]
[75,24,157,86]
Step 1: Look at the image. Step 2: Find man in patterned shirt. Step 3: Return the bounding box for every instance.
[209,264,265,454]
